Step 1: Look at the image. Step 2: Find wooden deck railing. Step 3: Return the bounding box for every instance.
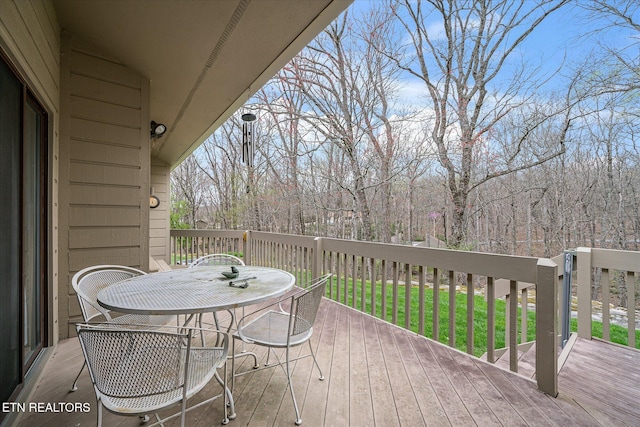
[170,229,245,266]
[170,229,559,396]
[576,247,639,348]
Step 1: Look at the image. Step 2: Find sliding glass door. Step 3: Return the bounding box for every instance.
[0,51,22,406]
[23,95,47,368]
[0,54,48,405]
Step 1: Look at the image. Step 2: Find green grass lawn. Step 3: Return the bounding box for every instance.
[326,278,640,357]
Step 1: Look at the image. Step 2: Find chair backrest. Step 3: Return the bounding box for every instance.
[76,324,187,398]
[289,274,331,337]
[72,265,147,322]
[189,253,245,268]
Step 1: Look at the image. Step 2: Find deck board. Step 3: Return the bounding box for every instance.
[322,296,350,426]
[301,298,332,426]
[558,338,640,426]
[430,341,502,425]
[362,312,400,426]
[450,350,529,426]
[398,330,451,425]
[347,306,376,427]
[408,329,476,425]
[15,298,640,427]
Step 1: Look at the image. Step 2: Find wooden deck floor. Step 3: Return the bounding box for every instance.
[558,337,640,426]
[14,298,640,426]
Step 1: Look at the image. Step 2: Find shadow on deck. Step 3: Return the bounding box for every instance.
[13,298,640,426]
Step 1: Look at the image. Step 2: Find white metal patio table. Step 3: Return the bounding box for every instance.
[96,265,295,421]
[97,265,295,315]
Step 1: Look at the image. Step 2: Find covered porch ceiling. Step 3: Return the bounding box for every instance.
[53,0,351,169]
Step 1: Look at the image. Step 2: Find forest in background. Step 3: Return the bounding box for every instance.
[171,0,640,258]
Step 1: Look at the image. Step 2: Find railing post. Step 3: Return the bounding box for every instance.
[576,247,592,339]
[536,258,558,397]
[244,230,252,266]
[313,237,323,280]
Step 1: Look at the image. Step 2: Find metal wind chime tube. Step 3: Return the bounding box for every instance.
[241,112,256,168]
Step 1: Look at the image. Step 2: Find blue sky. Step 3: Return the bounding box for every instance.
[348,0,639,98]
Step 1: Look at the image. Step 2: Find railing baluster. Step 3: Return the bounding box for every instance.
[392,261,399,325]
[305,245,310,281]
[405,264,411,329]
[467,273,474,355]
[521,287,528,344]
[371,258,377,318]
[509,280,518,372]
[300,244,304,280]
[332,252,338,301]
[602,268,610,341]
[433,267,440,341]
[487,276,495,363]
[190,235,195,264]
[342,253,348,305]
[449,270,455,348]
[298,244,302,280]
[360,256,366,312]
[351,255,357,309]
[305,246,310,282]
[381,259,387,322]
[628,271,635,348]
[419,266,425,336]
[180,236,184,265]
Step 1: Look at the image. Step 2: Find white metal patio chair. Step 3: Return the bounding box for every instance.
[188,254,245,338]
[231,274,331,425]
[70,265,176,392]
[76,323,230,426]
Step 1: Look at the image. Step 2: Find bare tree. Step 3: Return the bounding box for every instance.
[254,79,314,234]
[391,0,571,247]
[169,0,639,269]
[350,5,409,242]
[579,1,640,37]
[279,7,412,242]
[197,119,245,229]
[283,13,376,240]
[170,155,207,228]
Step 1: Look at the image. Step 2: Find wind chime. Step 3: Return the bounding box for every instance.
[241,112,257,194]
[241,112,256,168]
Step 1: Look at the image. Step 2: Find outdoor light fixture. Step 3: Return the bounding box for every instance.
[150,121,167,139]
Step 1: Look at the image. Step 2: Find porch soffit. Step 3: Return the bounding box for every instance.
[53,0,351,169]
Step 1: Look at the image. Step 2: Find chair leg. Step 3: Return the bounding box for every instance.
[214,370,236,421]
[231,338,237,394]
[265,347,272,366]
[96,400,103,427]
[308,341,324,380]
[222,358,230,425]
[198,313,206,346]
[285,347,302,425]
[70,361,86,391]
